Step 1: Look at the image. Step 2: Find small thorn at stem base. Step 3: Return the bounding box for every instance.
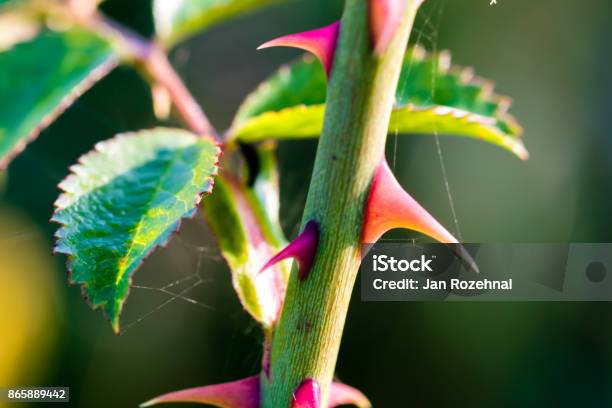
[291,378,320,408]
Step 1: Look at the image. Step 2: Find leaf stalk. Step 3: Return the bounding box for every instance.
[88,12,218,138]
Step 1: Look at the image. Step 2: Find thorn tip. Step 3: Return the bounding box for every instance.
[257,22,340,76]
[362,159,478,269]
[260,220,319,281]
[139,376,260,408]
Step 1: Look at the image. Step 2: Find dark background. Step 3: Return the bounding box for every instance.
[2,0,612,406]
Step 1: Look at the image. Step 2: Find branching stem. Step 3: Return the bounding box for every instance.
[87,12,217,138]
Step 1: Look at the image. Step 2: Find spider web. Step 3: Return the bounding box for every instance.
[122,1,462,331]
[6,92,230,336]
[1,1,460,336]
[120,234,224,335]
[0,7,234,340]
[391,0,463,242]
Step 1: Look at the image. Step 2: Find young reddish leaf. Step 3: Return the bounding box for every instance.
[52,128,220,333]
[140,375,260,408]
[291,379,320,408]
[0,28,117,168]
[258,22,340,77]
[259,220,319,281]
[203,143,290,327]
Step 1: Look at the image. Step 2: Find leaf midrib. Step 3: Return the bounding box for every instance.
[114,147,183,287]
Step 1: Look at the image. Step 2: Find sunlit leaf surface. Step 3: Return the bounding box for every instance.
[52,128,220,333]
[154,0,281,47]
[230,47,527,159]
[0,28,117,168]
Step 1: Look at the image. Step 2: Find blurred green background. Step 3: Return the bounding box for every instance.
[2,0,612,406]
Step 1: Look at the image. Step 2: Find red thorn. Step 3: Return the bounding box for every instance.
[258,22,340,77]
[329,382,371,408]
[362,159,459,244]
[259,220,319,281]
[369,0,407,53]
[291,378,320,408]
[362,159,479,272]
[139,375,259,408]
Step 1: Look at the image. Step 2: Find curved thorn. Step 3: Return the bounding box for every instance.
[362,159,457,244]
[291,378,320,408]
[362,159,478,272]
[259,220,319,281]
[329,382,372,408]
[258,22,340,77]
[139,375,260,408]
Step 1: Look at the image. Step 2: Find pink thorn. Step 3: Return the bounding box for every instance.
[362,159,458,244]
[140,375,260,408]
[258,22,340,77]
[369,0,406,54]
[259,220,319,281]
[362,159,479,272]
[291,378,320,408]
[329,382,371,408]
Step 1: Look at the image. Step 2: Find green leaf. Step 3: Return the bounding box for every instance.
[232,55,327,126]
[52,128,220,333]
[203,142,289,327]
[0,28,117,168]
[232,103,326,142]
[389,105,528,159]
[229,46,527,159]
[154,0,282,48]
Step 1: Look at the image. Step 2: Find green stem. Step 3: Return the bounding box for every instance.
[262,0,421,406]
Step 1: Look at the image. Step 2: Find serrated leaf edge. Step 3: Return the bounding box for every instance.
[51,128,221,333]
[406,44,523,139]
[229,45,525,153]
[232,102,527,159]
[0,55,118,169]
[391,104,528,160]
